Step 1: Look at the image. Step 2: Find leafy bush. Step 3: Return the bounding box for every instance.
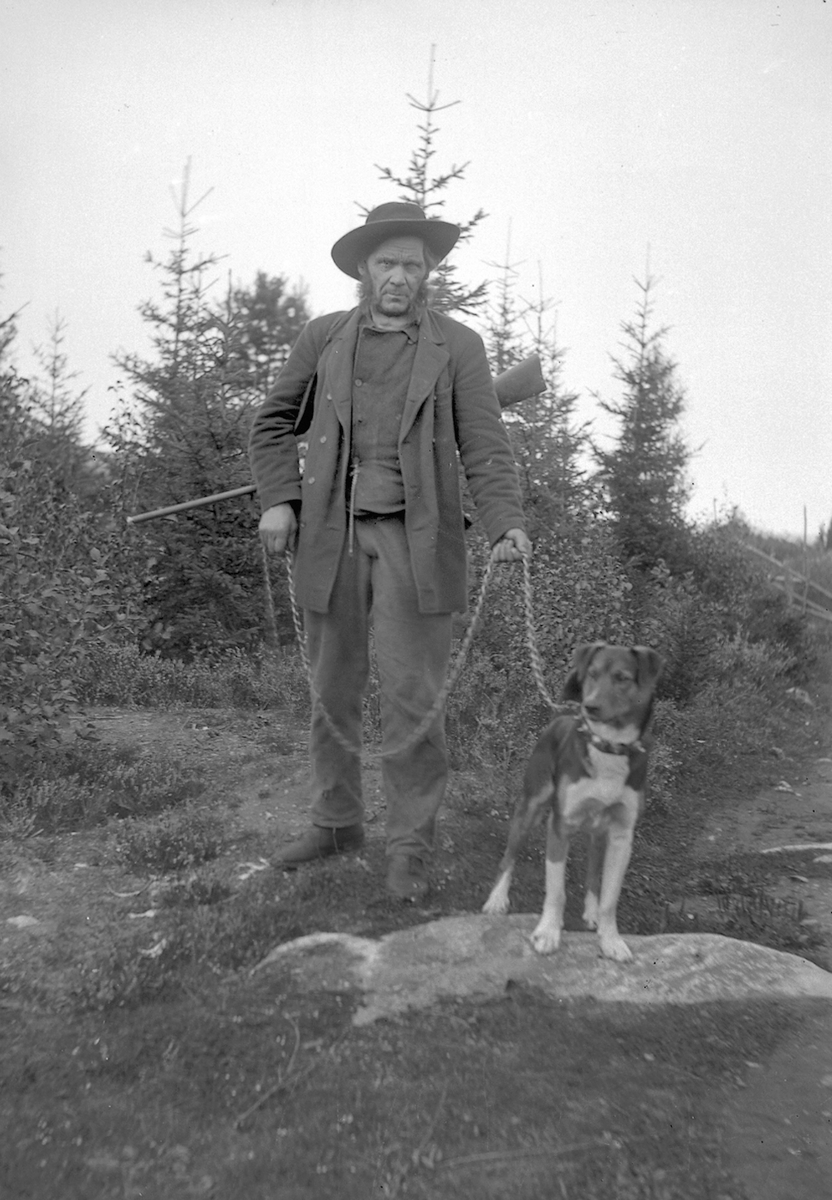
[444,514,636,768]
[113,805,225,874]
[0,457,141,791]
[446,511,819,777]
[76,642,308,712]
[3,743,207,833]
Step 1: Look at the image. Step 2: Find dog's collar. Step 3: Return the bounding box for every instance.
[577,718,644,758]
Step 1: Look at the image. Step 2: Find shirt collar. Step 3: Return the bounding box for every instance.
[358,306,422,342]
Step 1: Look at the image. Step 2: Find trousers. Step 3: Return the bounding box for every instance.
[304,514,453,860]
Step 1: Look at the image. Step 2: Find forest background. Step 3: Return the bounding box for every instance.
[0,78,829,826]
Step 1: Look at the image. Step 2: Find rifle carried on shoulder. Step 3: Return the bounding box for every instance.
[127,354,545,525]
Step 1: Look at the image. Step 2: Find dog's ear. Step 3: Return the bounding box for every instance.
[562,642,605,702]
[631,646,664,689]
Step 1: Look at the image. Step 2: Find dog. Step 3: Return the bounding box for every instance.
[482,642,664,962]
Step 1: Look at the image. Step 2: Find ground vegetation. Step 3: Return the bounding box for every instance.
[3,82,832,1200]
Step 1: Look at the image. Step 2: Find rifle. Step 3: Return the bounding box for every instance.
[127,354,545,525]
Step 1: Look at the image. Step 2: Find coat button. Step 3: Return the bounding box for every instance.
[355,378,363,386]
[320,435,327,443]
[307,477,315,485]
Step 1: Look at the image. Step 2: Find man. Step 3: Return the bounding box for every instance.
[250,200,530,901]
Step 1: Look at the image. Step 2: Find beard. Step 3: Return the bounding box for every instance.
[358,275,431,318]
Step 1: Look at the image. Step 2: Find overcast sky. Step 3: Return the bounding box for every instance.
[2,0,830,538]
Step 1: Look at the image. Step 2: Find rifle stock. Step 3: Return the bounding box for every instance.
[127,354,545,524]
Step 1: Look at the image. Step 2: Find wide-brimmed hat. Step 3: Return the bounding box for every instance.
[331,201,460,280]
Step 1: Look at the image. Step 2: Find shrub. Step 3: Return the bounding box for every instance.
[2,743,207,832]
[113,805,225,874]
[0,458,142,791]
[445,514,636,768]
[76,642,309,712]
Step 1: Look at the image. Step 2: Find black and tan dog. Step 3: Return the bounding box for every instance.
[483,642,664,962]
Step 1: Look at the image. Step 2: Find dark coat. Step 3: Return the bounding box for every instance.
[249,305,526,614]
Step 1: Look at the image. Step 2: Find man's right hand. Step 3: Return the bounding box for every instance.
[259,503,298,555]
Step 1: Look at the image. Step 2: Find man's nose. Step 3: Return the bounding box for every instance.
[388,264,407,285]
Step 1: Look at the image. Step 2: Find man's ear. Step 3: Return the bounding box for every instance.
[632,646,664,689]
[562,641,605,702]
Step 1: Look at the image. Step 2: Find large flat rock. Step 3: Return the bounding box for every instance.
[254,913,832,1025]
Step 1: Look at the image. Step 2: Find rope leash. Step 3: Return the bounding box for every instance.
[260,540,555,760]
[521,553,560,710]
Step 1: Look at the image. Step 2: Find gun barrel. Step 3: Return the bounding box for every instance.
[127,354,546,524]
[126,484,257,525]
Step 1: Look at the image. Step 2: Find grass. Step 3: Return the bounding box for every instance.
[0,742,209,835]
[0,968,805,1199]
[77,642,310,712]
[113,806,226,874]
[1,617,831,1195]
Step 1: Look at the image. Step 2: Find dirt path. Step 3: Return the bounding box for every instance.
[695,717,832,947]
[721,1002,832,1199]
[694,669,832,1196]
[3,682,832,1197]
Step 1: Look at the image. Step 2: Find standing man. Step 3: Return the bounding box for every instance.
[250,201,530,901]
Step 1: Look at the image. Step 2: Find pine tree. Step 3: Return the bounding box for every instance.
[0,272,32,455]
[483,253,590,527]
[27,312,92,491]
[227,271,310,404]
[108,163,309,654]
[517,267,590,516]
[483,232,526,374]
[373,49,488,315]
[110,162,232,507]
[594,272,691,569]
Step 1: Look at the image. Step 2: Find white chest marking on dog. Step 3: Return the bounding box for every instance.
[559,748,631,828]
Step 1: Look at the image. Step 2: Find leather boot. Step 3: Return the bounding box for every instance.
[277,824,365,867]
[386,854,428,902]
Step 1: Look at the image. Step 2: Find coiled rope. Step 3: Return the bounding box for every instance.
[260,541,557,759]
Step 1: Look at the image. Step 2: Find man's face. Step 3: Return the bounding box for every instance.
[359,236,429,319]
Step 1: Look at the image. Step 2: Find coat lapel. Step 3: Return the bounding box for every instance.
[400,313,450,441]
[322,308,362,432]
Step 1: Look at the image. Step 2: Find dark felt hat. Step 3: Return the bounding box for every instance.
[331,201,460,280]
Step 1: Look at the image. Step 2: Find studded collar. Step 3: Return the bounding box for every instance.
[576,717,645,759]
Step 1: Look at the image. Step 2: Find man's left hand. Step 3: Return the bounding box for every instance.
[492,528,532,562]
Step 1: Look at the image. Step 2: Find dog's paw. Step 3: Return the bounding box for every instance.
[482,876,511,915]
[599,935,633,963]
[530,920,561,955]
[582,896,599,930]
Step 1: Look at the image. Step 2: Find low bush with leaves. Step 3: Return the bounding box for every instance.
[113,805,225,874]
[77,641,307,712]
[0,451,141,791]
[2,743,207,834]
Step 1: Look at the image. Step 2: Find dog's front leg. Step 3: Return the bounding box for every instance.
[582,830,604,931]
[596,821,635,962]
[483,781,554,916]
[530,813,568,954]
